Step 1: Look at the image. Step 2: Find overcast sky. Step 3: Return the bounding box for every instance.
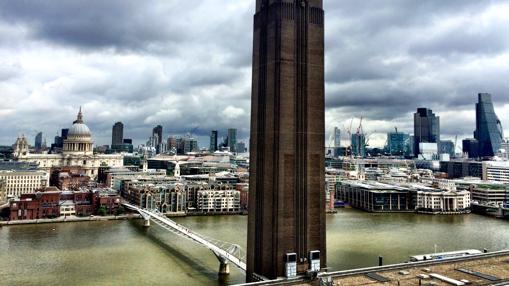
[1,0,508,149]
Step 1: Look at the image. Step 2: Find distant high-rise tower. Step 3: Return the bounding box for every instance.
[34,132,43,150]
[112,122,124,146]
[152,125,163,153]
[439,140,455,157]
[334,127,341,148]
[210,130,218,152]
[152,125,163,145]
[167,136,177,153]
[474,93,504,157]
[463,138,479,158]
[248,0,326,281]
[351,133,366,158]
[184,137,198,153]
[61,129,69,141]
[227,128,237,153]
[414,108,440,157]
[387,132,410,156]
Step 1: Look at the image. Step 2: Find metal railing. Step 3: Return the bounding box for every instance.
[123,202,247,271]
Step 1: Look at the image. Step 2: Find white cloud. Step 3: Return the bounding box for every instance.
[222,105,245,120]
[0,0,508,149]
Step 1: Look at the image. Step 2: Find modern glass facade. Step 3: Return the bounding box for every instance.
[463,138,479,158]
[334,127,341,148]
[112,122,124,146]
[35,132,43,150]
[414,108,440,158]
[351,133,366,158]
[152,125,163,145]
[474,93,504,157]
[387,132,410,156]
[439,140,455,156]
[209,130,218,152]
[227,128,237,153]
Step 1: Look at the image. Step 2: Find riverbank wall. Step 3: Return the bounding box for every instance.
[0,214,142,226]
[0,211,248,227]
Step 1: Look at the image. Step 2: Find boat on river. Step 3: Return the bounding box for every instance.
[408,249,483,262]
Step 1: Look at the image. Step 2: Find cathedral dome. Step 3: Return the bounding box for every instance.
[63,107,94,155]
[68,123,91,136]
[67,107,92,137]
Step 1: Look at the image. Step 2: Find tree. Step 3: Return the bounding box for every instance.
[115,206,125,216]
[97,206,107,216]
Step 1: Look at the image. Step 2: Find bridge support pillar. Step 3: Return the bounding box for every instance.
[143,218,150,228]
[218,262,230,275]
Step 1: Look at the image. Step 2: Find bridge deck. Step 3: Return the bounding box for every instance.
[122,203,247,271]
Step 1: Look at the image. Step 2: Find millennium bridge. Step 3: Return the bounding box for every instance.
[122,202,247,275]
[123,202,509,285]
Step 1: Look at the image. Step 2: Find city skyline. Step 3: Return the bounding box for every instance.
[1,1,509,286]
[1,1,509,147]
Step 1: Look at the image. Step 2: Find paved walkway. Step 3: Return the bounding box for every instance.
[0,214,141,226]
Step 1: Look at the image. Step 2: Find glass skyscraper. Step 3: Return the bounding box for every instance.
[334,127,341,148]
[413,108,440,158]
[462,138,479,158]
[387,132,410,156]
[209,130,218,152]
[227,128,237,153]
[351,133,366,158]
[439,140,455,157]
[474,93,504,157]
[112,122,124,146]
[34,132,43,150]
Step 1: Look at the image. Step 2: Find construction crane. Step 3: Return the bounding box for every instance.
[349,117,366,159]
[356,117,364,135]
[365,130,376,147]
[326,131,335,157]
[327,129,335,149]
[344,118,355,159]
[187,126,199,138]
[347,118,354,138]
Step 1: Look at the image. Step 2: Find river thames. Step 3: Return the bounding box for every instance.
[1,209,508,285]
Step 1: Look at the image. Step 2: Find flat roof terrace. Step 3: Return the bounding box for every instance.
[238,250,509,286]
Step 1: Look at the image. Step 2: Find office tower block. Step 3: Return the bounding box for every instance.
[228,128,237,153]
[34,132,43,150]
[387,132,410,156]
[414,108,440,157]
[475,93,504,157]
[112,122,124,146]
[210,130,218,152]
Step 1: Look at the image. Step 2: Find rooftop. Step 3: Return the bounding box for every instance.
[242,251,509,286]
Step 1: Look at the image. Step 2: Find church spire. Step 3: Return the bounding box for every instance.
[74,107,84,124]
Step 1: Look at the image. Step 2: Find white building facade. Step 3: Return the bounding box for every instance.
[197,189,240,213]
[483,161,509,183]
[412,189,471,214]
[13,109,123,179]
[0,170,49,198]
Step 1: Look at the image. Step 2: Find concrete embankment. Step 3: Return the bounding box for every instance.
[0,214,142,226]
[0,211,248,226]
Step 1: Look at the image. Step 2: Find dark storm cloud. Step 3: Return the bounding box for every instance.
[322,0,509,144]
[0,0,187,52]
[1,0,508,148]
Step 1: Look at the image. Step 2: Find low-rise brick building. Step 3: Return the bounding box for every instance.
[9,187,61,220]
[94,189,121,215]
[7,187,122,220]
[50,167,91,190]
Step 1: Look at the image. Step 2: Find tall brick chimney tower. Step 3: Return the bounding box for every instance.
[247,0,326,281]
